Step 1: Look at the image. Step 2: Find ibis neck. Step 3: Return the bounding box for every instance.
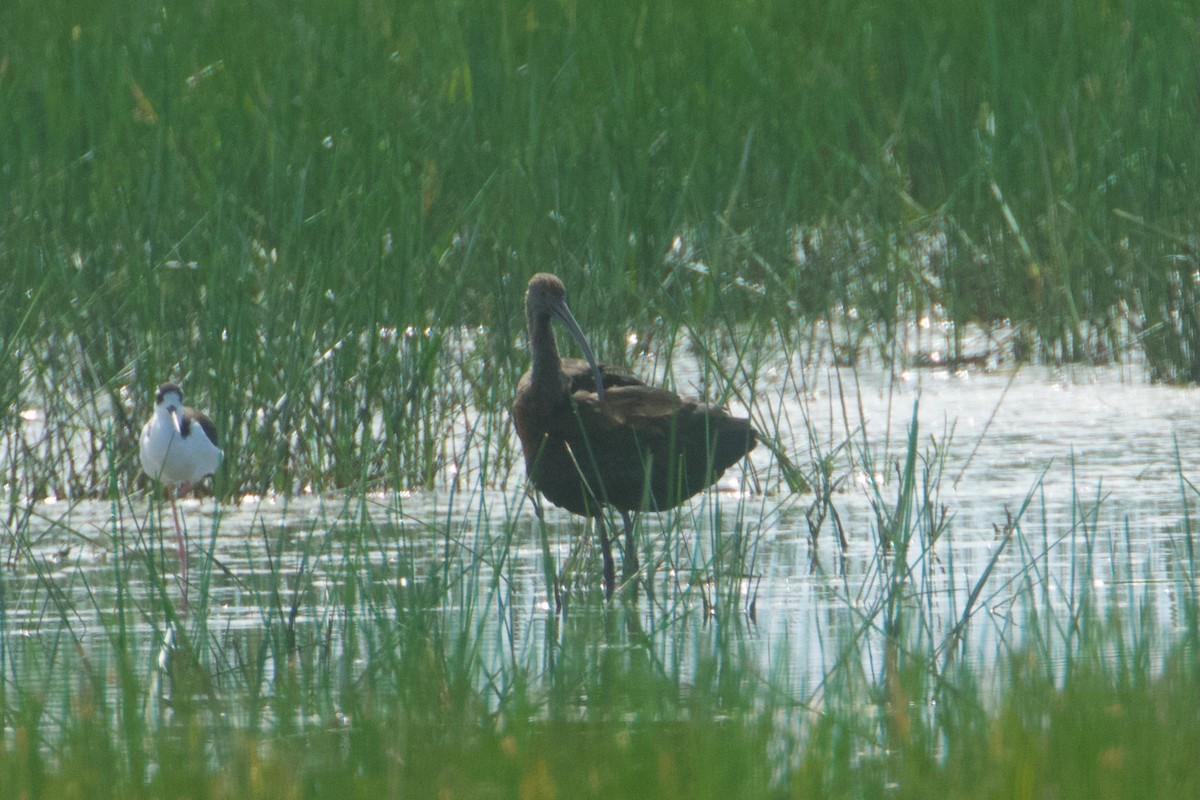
[528,312,567,399]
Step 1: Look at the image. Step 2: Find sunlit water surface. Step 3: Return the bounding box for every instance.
[5,361,1199,710]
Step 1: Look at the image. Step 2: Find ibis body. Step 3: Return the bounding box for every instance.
[512,273,756,596]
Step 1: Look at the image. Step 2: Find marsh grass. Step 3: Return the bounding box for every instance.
[2,382,1199,797]
[3,0,1200,495]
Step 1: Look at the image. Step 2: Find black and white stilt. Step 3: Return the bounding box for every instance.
[139,382,222,600]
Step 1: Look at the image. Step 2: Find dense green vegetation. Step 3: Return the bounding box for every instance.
[2,0,1200,796]
[2,0,1199,496]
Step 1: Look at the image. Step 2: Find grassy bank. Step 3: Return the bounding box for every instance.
[4,643,1197,799]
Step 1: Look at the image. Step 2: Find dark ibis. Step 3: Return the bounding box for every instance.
[512,273,757,597]
[139,381,223,600]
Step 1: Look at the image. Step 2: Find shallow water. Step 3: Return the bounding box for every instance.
[4,359,1199,705]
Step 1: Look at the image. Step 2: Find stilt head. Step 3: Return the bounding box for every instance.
[155,382,185,434]
[525,273,606,403]
[155,382,184,405]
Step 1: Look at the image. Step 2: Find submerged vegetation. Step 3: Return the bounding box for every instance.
[2,0,1200,796]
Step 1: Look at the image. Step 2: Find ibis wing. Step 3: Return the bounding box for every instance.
[560,358,644,396]
[547,385,754,512]
[575,384,681,427]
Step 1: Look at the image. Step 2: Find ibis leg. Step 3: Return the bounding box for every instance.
[595,514,615,599]
[620,510,638,579]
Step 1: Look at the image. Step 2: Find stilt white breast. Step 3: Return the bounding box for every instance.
[139,382,222,491]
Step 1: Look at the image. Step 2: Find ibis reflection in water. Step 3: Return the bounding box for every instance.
[512,273,757,598]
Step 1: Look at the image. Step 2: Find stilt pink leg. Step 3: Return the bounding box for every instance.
[170,489,188,611]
